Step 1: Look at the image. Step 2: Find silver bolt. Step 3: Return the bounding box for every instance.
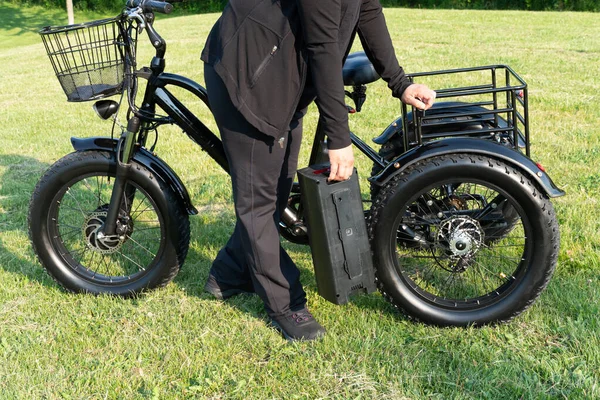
[426,200,433,206]
[97,232,105,239]
[537,171,543,177]
[491,203,497,209]
[154,41,160,46]
[437,212,443,218]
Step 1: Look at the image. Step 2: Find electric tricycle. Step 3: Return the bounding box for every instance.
[30,0,564,326]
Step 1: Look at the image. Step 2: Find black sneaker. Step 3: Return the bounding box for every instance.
[270,308,326,341]
[204,274,254,300]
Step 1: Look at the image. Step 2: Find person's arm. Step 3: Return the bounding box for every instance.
[358,0,435,109]
[297,0,354,181]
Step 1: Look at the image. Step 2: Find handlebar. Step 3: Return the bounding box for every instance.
[122,0,187,70]
[145,0,173,14]
[126,0,181,14]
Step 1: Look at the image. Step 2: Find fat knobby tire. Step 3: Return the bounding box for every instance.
[28,151,190,297]
[368,154,560,326]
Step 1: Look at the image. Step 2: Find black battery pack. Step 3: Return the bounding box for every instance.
[297,164,376,305]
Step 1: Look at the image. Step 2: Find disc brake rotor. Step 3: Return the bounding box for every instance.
[434,215,484,272]
[83,211,127,254]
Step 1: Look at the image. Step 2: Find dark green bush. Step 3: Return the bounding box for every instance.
[6,0,225,13]
[4,0,598,12]
[383,0,598,11]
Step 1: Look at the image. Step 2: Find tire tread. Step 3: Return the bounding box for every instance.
[28,150,191,297]
[368,154,559,326]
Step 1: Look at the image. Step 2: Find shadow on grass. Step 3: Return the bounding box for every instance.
[0,4,68,36]
[0,1,222,39]
[0,150,399,325]
[0,151,229,300]
[0,154,57,289]
[177,213,400,322]
[0,3,187,40]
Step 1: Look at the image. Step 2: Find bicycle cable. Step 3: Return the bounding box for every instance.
[121,11,172,124]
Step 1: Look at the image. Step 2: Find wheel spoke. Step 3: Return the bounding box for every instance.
[57,229,81,241]
[97,175,104,208]
[125,235,157,258]
[59,205,92,214]
[132,226,160,232]
[390,175,530,305]
[38,164,172,287]
[471,259,511,283]
[131,206,157,221]
[64,188,89,218]
[57,226,81,236]
[130,196,149,217]
[81,177,104,207]
[117,250,147,272]
[64,245,89,266]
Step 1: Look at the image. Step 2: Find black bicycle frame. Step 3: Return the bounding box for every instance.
[141,71,230,173]
[135,73,386,177]
[128,66,564,204]
[97,11,563,237]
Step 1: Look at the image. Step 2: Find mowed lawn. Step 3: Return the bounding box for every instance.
[0,3,599,399]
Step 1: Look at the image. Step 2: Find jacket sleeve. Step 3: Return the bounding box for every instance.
[296,0,351,150]
[357,0,412,100]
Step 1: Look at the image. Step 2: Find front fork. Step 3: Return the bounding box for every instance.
[100,116,141,237]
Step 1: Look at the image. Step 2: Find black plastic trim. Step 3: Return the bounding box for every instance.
[70,136,198,215]
[369,137,565,198]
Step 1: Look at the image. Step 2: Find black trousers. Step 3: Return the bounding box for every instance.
[204,64,309,317]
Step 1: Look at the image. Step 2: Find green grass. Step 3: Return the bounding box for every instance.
[1,3,599,398]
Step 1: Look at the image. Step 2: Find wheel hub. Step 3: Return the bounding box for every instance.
[436,215,484,271]
[449,230,474,256]
[83,211,129,254]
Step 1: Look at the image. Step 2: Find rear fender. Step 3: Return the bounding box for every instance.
[369,137,565,198]
[70,137,198,215]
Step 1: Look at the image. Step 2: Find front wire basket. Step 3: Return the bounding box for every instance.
[39,17,134,102]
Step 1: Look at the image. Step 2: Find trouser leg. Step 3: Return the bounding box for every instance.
[205,64,306,316]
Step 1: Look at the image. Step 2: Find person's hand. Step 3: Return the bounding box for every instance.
[328,144,354,182]
[401,83,436,111]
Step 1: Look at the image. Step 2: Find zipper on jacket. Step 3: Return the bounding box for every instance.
[251,45,278,87]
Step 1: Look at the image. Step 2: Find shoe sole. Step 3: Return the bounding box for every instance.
[269,320,325,342]
[204,283,252,300]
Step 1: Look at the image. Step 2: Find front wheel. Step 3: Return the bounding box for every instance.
[368,154,559,326]
[28,151,190,296]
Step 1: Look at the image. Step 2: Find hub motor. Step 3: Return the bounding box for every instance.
[435,215,484,272]
[83,210,132,254]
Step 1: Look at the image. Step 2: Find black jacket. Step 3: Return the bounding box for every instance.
[201,0,412,149]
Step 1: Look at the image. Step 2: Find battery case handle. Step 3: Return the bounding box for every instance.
[332,188,363,279]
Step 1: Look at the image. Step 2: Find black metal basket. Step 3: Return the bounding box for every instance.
[39,17,131,102]
[403,65,530,156]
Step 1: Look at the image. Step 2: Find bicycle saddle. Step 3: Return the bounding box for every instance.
[343,51,380,86]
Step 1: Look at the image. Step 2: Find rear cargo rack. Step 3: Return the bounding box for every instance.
[403,65,530,156]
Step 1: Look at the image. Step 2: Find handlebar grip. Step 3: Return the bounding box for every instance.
[144,0,173,14]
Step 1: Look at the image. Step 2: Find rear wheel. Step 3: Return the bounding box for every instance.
[28,151,190,296]
[368,154,559,326]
